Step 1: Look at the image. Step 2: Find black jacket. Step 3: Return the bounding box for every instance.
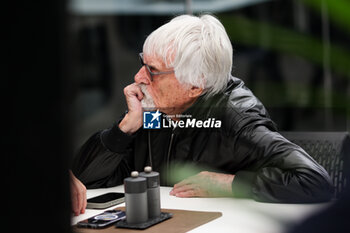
[72,76,334,203]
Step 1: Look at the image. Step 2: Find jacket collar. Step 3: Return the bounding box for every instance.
[181,76,237,120]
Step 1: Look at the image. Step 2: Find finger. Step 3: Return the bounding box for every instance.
[70,171,83,216]
[70,185,79,216]
[73,192,80,216]
[133,84,144,101]
[171,184,195,196]
[175,189,198,198]
[76,187,84,216]
[125,84,144,100]
[81,187,87,214]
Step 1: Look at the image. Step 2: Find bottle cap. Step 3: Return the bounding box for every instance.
[124,171,147,193]
[131,171,139,177]
[139,167,160,188]
[144,166,152,173]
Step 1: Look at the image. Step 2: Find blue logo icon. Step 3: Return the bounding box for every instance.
[143,110,162,129]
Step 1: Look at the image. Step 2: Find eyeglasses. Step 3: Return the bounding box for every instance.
[139,53,174,81]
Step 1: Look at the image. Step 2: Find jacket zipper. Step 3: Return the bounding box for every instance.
[166,132,175,184]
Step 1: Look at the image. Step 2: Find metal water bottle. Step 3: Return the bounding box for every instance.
[124,171,148,224]
[139,166,161,219]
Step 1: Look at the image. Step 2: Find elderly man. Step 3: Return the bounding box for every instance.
[70,14,333,216]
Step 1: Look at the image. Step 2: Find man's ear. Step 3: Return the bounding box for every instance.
[188,86,204,98]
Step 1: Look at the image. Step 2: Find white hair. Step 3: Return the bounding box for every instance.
[143,14,233,97]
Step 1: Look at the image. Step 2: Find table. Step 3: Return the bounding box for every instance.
[72,186,332,233]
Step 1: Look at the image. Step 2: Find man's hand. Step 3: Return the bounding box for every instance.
[70,170,87,216]
[119,83,144,134]
[170,171,234,197]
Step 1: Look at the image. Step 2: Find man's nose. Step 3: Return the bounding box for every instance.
[134,66,151,84]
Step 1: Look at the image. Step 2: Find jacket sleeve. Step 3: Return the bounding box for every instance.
[71,122,136,188]
[231,124,334,203]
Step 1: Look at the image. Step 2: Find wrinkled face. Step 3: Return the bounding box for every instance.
[134,54,194,115]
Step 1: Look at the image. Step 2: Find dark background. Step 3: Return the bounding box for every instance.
[4,1,72,233]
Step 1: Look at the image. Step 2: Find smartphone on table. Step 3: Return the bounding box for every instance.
[77,210,126,228]
[86,192,125,209]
